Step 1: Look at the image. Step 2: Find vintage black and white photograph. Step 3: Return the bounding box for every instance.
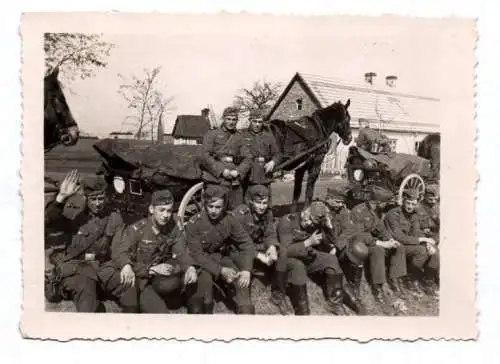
[21,13,476,340]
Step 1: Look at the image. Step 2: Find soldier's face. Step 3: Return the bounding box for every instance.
[250,197,268,216]
[250,118,263,133]
[367,200,379,211]
[424,194,437,206]
[403,198,418,213]
[150,203,174,226]
[205,198,225,220]
[223,115,238,130]
[87,193,106,214]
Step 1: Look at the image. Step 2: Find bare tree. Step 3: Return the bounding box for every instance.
[44,33,115,82]
[233,80,282,113]
[118,67,174,141]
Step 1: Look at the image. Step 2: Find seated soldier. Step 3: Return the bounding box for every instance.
[384,189,439,296]
[350,187,408,304]
[322,186,369,313]
[112,189,198,313]
[231,184,310,315]
[416,184,440,243]
[44,170,138,313]
[277,201,363,315]
[355,119,391,153]
[185,185,257,314]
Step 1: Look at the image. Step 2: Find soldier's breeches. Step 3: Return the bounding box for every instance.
[102,270,139,312]
[220,255,252,307]
[139,285,169,313]
[405,245,429,270]
[187,269,214,305]
[427,248,440,271]
[306,251,342,275]
[368,246,407,285]
[61,274,99,312]
[227,185,244,210]
[286,258,307,286]
[152,274,183,296]
[388,245,407,279]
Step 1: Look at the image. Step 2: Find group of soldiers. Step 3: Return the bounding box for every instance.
[44,106,440,315]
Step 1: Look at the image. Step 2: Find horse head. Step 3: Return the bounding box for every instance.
[44,67,79,152]
[313,99,352,145]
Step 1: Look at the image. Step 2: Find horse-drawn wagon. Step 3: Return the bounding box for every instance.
[86,99,353,226]
[344,144,436,208]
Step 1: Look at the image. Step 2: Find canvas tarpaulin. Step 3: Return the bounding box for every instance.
[93,138,204,181]
[353,146,432,183]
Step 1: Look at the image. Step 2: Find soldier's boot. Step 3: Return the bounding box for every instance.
[236,304,255,315]
[187,298,205,314]
[288,284,310,315]
[349,266,364,299]
[121,305,139,313]
[324,273,347,315]
[203,302,214,314]
[421,268,439,297]
[372,284,389,305]
[389,277,407,298]
[343,281,367,315]
[270,271,291,315]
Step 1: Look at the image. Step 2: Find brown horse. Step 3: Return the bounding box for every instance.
[417,132,440,183]
[268,99,352,209]
[44,67,79,152]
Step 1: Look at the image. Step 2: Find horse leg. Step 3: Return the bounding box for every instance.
[292,166,306,213]
[305,160,321,206]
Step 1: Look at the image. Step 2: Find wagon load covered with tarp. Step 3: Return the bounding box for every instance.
[345,146,432,205]
[92,138,205,224]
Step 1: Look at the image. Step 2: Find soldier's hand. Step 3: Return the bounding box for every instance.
[238,270,251,288]
[329,247,337,255]
[305,230,323,247]
[265,245,278,262]
[184,266,198,285]
[120,264,135,288]
[222,169,232,179]
[57,169,81,202]
[149,263,175,276]
[230,170,239,178]
[220,267,238,283]
[257,252,272,266]
[264,160,275,173]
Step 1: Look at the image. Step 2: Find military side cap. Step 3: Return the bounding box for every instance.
[203,184,228,201]
[151,189,174,206]
[370,186,394,202]
[222,106,239,118]
[425,184,439,196]
[403,189,420,200]
[249,108,265,120]
[247,184,270,200]
[81,175,107,195]
[309,201,329,221]
[326,185,348,201]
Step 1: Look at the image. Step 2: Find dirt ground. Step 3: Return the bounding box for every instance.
[44,143,439,316]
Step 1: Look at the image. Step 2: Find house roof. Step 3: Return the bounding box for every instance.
[268,72,441,133]
[172,115,210,138]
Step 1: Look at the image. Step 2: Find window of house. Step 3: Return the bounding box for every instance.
[415,141,421,153]
[389,138,398,151]
[296,98,303,111]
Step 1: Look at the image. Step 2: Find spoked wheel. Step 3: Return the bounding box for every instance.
[177,182,204,227]
[398,173,425,205]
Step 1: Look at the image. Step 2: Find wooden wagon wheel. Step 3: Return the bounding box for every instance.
[398,173,425,205]
[177,182,204,227]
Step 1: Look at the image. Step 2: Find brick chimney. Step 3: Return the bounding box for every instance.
[364,72,377,85]
[385,75,397,88]
[201,108,210,119]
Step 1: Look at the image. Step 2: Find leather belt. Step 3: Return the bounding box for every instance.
[255,157,266,163]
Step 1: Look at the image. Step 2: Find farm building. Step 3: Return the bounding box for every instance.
[108,131,135,140]
[266,72,441,175]
[172,108,212,145]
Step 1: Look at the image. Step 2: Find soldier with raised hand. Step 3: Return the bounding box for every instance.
[112,189,197,313]
[349,187,407,304]
[384,189,439,296]
[277,201,364,315]
[241,108,282,194]
[232,184,309,315]
[200,106,252,210]
[44,170,138,313]
[185,185,257,314]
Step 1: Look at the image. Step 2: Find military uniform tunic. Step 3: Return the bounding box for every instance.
[184,211,256,308]
[384,206,439,273]
[113,216,195,313]
[350,202,406,285]
[276,213,342,275]
[416,202,440,242]
[241,128,282,185]
[45,198,137,312]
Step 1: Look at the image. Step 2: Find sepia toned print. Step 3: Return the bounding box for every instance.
[21,12,476,341]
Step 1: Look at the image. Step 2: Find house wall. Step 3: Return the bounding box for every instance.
[269,81,318,120]
[173,137,202,145]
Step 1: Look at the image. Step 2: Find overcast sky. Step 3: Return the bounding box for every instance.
[61,15,474,137]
